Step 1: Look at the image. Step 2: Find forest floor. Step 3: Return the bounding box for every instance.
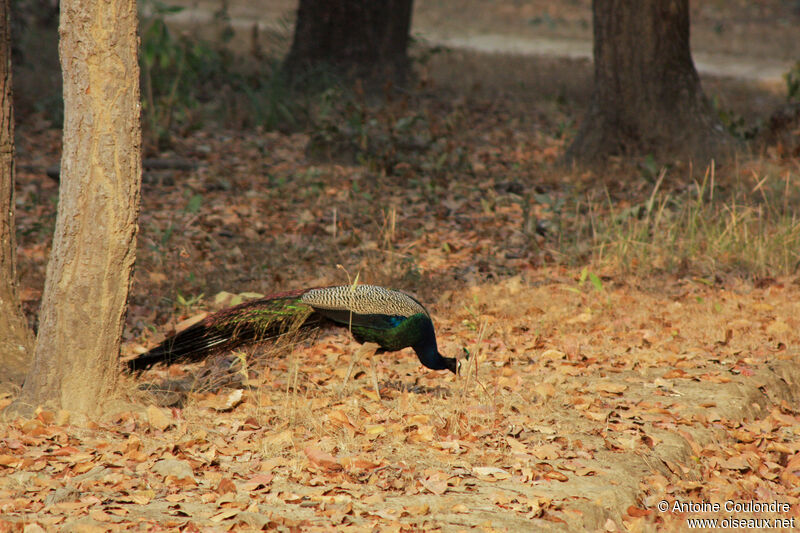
[3,1,800,531]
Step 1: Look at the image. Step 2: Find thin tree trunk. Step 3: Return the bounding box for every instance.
[0,0,34,389]
[285,0,413,83]
[9,0,141,417]
[565,0,733,164]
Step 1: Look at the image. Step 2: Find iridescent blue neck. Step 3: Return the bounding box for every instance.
[412,321,457,373]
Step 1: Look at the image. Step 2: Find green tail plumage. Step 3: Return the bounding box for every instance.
[127,285,458,373]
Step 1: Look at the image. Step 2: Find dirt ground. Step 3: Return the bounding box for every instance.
[2,272,800,530]
[2,1,800,531]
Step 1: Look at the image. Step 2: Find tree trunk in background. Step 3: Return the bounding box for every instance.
[285,0,414,83]
[10,0,141,417]
[0,0,34,390]
[565,0,733,165]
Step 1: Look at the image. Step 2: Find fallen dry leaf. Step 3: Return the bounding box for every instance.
[146,405,172,430]
[304,446,342,471]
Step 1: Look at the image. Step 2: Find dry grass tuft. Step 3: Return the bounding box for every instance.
[550,160,800,278]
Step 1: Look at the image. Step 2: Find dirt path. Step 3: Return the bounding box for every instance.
[418,33,792,83]
[163,0,797,84]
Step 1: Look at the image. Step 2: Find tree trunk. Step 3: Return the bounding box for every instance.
[0,0,33,390]
[285,0,413,83]
[565,0,733,164]
[10,0,141,417]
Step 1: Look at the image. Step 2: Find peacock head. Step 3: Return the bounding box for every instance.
[441,353,459,374]
[427,347,469,374]
[453,347,470,375]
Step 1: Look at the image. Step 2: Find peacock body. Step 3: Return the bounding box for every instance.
[127,285,457,373]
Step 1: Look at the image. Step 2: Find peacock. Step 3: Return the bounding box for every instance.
[127,284,459,374]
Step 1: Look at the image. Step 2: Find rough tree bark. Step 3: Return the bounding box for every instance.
[285,0,414,83]
[0,0,34,389]
[565,0,733,164]
[9,0,141,416]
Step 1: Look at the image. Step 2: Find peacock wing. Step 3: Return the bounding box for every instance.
[310,308,405,330]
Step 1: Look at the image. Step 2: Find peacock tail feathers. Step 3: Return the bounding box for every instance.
[128,291,317,372]
[211,292,316,336]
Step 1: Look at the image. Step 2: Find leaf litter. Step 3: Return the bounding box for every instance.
[7,78,800,531]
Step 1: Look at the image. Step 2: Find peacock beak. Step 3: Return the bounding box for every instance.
[456,347,471,375]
